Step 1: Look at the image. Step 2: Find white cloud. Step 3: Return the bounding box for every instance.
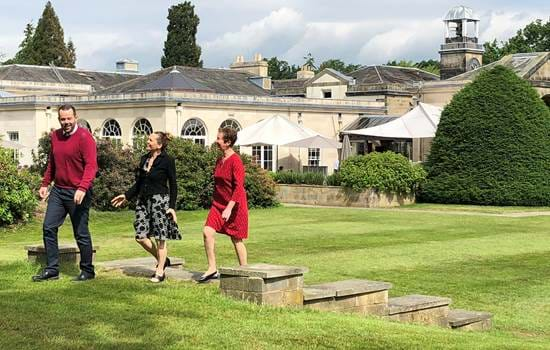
[201,7,306,67]
[479,11,540,43]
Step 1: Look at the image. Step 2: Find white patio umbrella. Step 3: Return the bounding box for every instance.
[342,103,442,139]
[281,135,341,149]
[236,115,319,146]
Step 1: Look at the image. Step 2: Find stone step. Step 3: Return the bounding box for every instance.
[25,243,99,265]
[98,257,184,271]
[387,295,451,327]
[448,309,492,331]
[303,279,392,315]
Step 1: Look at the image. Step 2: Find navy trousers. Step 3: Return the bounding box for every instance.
[42,186,95,276]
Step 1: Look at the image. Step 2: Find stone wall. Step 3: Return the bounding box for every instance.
[276,184,415,208]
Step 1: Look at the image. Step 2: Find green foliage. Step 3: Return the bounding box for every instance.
[241,155,279,208]
[93,140,139,211]
[3,22,35,65]
[0,148,38,226]
[339,152,426,194]
[266,57,299,80]
[386,59,440,76]
[30,132,51,176]
[271,171,325,185]
[161,1,202,68]
[421,66,550,205]
[325,172,342,186]
[318,59,361,74]
[483,19,550,64]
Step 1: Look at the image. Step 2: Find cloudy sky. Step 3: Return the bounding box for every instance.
[0,1,548,73]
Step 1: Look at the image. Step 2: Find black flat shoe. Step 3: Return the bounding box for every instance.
[32,270,59,282]
[197,271,219,283]
[73,272,95,282]
[150,274,166,283]
[151,257,171,278]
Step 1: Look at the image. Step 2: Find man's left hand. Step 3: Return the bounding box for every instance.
[74,189,86,205]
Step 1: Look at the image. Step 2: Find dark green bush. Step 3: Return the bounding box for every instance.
[0,148,38,226]
[31,135,278,211]
[339,152,426,194]
[420,66,550,205]
[93,140,139,210]
[325,172,342,186]
[272,170,324,185]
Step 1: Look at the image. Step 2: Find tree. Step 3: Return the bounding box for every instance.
[161,1,202,68]
[420,66,550,205]
[2,22,35,65]
[303,53,317,70]
[318,59,361,74]
[266,57,299,80]
[28,1,75,67]
[66,39,76,68]
[483,19,550,64]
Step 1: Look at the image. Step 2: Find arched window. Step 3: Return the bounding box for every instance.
[77,119,91,132]
[132,118,153,138]
[181,118,207,146]
[101,119,122,141]
[219,119,242,131]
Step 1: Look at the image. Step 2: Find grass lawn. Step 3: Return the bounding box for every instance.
[1,206,549,349]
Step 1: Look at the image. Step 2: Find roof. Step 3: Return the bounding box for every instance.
[349,65,439,85]
[0,64,140,91]
[444,6,479,21]
[98,66,270,96]
[343,115,399,131]
[448,52,550,81]
[138,68,214,92]
[271,78,308,96]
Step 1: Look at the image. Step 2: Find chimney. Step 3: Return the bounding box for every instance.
[116,59,139,73]
[297,64,315,79]
[229,53,268,77]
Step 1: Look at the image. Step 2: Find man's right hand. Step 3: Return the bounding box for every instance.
[39,186,49,201]
[111,194,127,208]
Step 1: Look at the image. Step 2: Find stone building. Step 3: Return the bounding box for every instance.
[1,5,549,168]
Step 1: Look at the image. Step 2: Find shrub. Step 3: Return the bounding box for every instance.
[420,66,550,205]
[93,140,139,210]
[241,155,279,208]
[339,152,426,194]
[30,132,51,175]
[325,172,342,186]
[272,171,324,185]
[0,148,38,226]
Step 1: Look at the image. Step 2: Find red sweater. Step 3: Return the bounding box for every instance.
[41,127,98,192]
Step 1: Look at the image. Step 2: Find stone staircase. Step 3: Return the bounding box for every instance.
[29,246,491,331]
[218,263,493,331]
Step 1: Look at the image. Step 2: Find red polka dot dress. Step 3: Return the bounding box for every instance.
[205,153,248,239]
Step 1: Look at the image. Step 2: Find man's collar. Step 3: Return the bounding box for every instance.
[63,124,79,137]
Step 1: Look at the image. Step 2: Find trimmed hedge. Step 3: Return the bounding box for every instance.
[0,147,38,226]
[271,171,325,185]
[339,152,426,194]
[420,65,550,205]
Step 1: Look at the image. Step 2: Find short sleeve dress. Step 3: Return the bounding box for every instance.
[205,153,248,239]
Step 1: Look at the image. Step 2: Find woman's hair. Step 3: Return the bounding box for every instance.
[219,127,238,147]
[153,131,172,151]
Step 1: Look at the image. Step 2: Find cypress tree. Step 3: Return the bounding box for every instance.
[29,1,74,67]
[66,39,76,68]
[161,1,202,68]
[420,66,550,205]
[2,22,35,65]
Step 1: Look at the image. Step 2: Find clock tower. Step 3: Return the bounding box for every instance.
[439,6,484,80]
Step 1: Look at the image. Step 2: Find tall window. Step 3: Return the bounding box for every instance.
[7,131,19,142]
[219,119,242,131]
[132,118,153,139]
[308,148,320,166]
[101,119,122,142]
[252,145,273,170]
[181,118,207,146]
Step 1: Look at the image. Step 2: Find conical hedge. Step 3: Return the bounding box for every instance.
[420,65,550,205]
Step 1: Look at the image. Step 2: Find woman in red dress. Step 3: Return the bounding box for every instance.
[198,127,248,283]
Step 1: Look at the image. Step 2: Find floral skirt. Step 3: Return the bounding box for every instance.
[134,194,181,240]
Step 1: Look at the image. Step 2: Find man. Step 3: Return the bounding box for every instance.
[32,104,98,282]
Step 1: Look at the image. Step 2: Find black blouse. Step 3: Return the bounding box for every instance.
[125,151,177,209]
